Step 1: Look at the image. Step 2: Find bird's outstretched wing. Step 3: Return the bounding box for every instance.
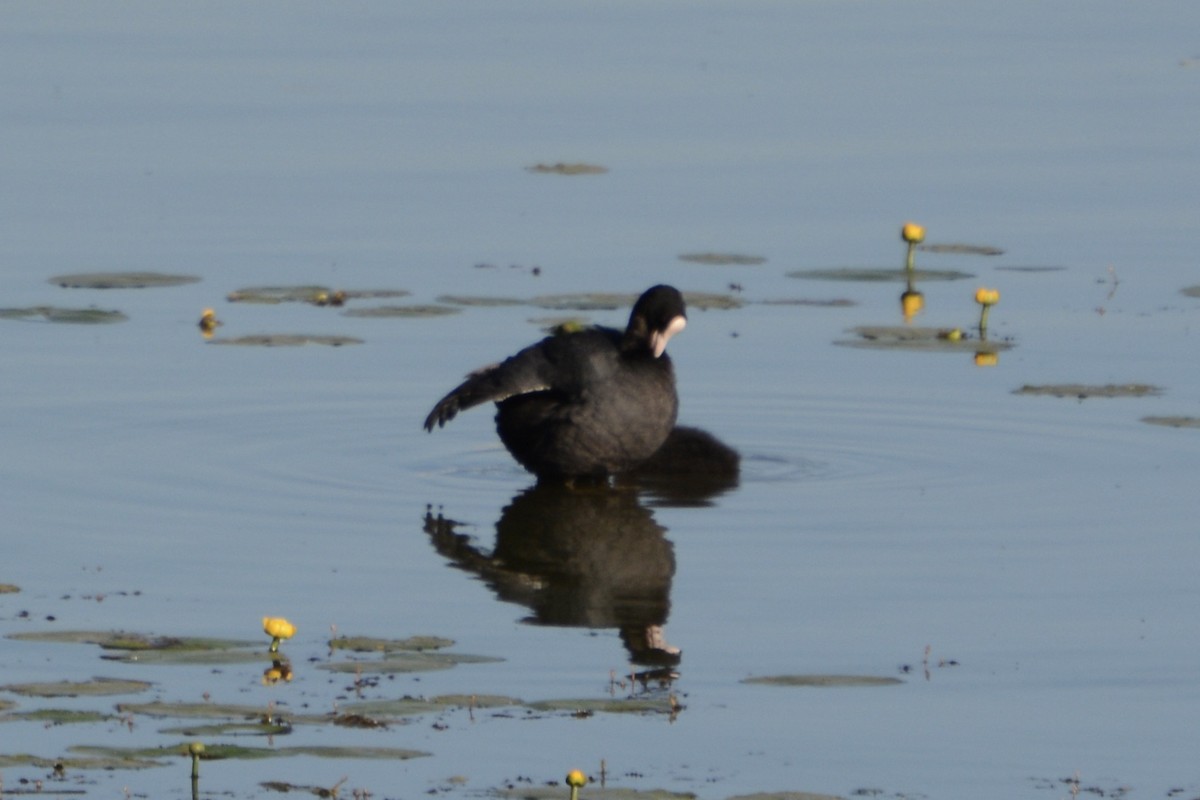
[423,346,555,431]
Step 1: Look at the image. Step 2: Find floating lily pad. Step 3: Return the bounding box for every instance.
[341,694,521,719]
[329,635,455,653]
[496,786,696,800]
[0,699,14,712]
[757,298,856,307]
[678,252,767,266]
[225,286,410,304]
[3,708,114,724]
[1013,383,1163,399]
[532,292,741,312]
[0,751,164,770]
[0,677,153,698]
[525,162,608,175]
[116,701,320,724]
[72,742,429,762]
[49,271,200,289]
[436,295,526,307]
[341,304,461,318]
[0,584,18,594]
[526,696,680,715]
[0,305,128,324]
[835,326,1012,353]
[9,630,259,654]
[741,674,903,687]
[158,720,293,737]
[1181,285,1200,298]
[728,793,844,800]
[318,650,502,675]
[1142,415,1200,428]
[102,647,272,665]
[787,267,974,282]
[207,334,363,347]
[995,265,1067,272]
[918,243,1004,256]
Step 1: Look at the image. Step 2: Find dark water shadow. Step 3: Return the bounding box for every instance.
[423,428,739,669]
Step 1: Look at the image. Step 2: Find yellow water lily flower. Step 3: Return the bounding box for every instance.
[188,741,205,779]
[900,290,924,321]
[566,770,587,800]
[263,617,296,652]
[974,288,1000,306]
[974,351,999,367]
[901,222,925,244]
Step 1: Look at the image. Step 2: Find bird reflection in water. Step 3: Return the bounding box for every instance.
[423,426,739,673]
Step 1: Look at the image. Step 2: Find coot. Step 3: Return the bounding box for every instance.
[424,285,687,479]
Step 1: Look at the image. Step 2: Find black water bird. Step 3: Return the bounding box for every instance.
[424,285,688,479]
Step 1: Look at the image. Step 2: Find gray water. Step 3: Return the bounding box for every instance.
[3,3,1200,799]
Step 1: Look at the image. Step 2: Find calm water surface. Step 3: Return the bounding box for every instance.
[2,4,1199,799]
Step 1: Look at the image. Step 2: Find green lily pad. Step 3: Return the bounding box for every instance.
[728,793,845,800]
[341,694,522,719]
[678,252,767,266]
[835,326,1012,353]
[787,267,974,282]
[1142,415,1200,428]
[1013,383,1163,399]
[0,751,165,770]
[526,696,681,715]
[329,634,455,653]
[116,701,321,724]
[741,674,903,687]
[1180,285,1200,297]
[3,708,114,724]
[756,298,856,307]
[207,334,364,347]
[0,306,128,324]
[101,647,273,665]
[917,243,1004,256]
[158,720,293,737]
[531,292,742,312]
[0,584,18,594]
[49,271,200,289]
[496,787,696,800]
[0,677,153,698]
[72,742,429,762]
[318,650,502,674]
[341,304,461,318]
[436,295,526,307]
[8,631,260,663]
[225,286,410,304]
[525,162,608,175]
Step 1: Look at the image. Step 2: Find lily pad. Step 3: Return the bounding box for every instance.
[329,634,455,653]
[0,584,18,594]
[1142,415,1200,428]
[677,252,767,266]
[3,708,114,724]
[531,292,741,312]
[835,326,1012,353]
[741,674,903,687]
[207,334,364,347]
[0,677,153,698]
[116,701,321,724]
[8,630,259,655]
[318,651,502,674]
[341,694,521,719]
[757,298,856,307]
[226,286,410,304]
[496,786,696,800]
[49,271,200,289]
[436,295,526,307]
[72,742,429,762]
[728,793,844,800]
[526,696,680,715]
[0,306,128,324]
[341,304,461,318]
[787,267,974,282]
[917,243,1004,256]
[525,162,608,175]
[1013,383,1163,399]
[159,720,293,737]
[995,265,1068,273]
[0,751,164,770]
[1181,285,1200,298]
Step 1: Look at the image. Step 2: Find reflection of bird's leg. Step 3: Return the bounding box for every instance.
[643,625,679,657]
